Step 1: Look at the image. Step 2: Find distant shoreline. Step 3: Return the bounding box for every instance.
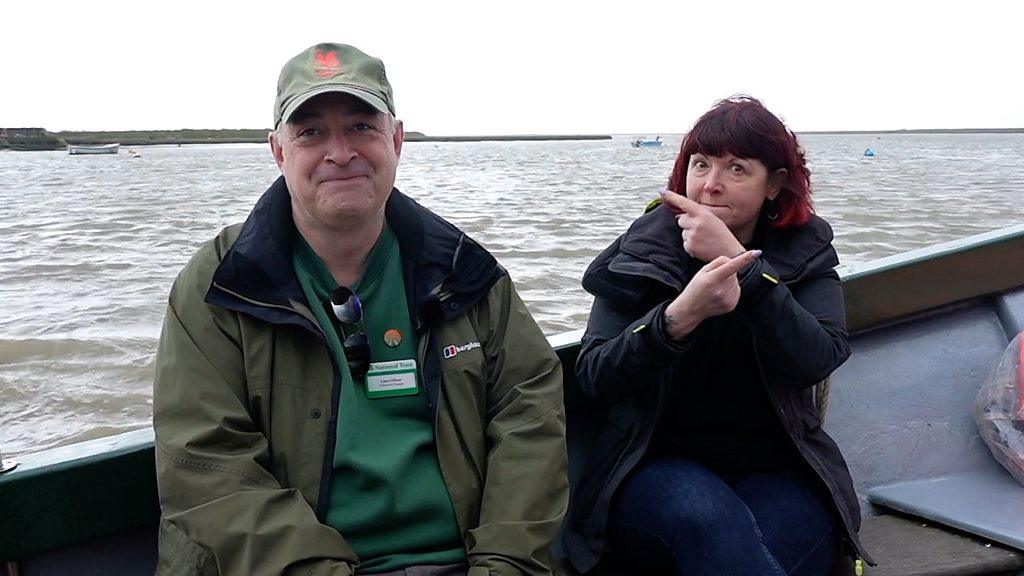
[796,128,1024,135]
[2,127,1022,151]
[406,134,612,142]
[0,129,612,151]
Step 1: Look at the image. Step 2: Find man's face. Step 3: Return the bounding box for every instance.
[270,92,404,231]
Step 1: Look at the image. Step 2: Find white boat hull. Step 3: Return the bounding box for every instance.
[68,143,120,155]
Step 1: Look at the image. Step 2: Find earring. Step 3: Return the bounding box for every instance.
[765,198,779,221]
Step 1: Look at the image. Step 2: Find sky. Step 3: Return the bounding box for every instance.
[3,0,1022,135]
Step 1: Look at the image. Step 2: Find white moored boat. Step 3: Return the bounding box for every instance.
[67,143,120,155]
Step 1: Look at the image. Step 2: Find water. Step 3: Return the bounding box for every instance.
[1,133,1023,456]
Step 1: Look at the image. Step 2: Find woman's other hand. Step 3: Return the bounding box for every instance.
[663,250,761,340]
[660,189,745,262]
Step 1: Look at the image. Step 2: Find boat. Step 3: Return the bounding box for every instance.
[3,224,1024,575]
[630,136,662,148]
[67,143,120,155]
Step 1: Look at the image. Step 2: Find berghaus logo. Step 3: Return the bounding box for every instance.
[443,341,481,359]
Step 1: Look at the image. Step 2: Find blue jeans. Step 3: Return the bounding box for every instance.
[607,457,838,576]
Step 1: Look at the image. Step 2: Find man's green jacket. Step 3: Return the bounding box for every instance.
[154,178,568,576]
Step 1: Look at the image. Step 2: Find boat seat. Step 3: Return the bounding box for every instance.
[825,288,1024,564]
[869,467,1024,553]
[856,513,1024,576]
[553,514,1024,576]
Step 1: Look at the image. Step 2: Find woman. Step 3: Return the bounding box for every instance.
[562,97,870,576]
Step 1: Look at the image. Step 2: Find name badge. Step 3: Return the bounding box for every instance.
[365,359,419,399]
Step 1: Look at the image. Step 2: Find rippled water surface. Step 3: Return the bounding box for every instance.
[2,133,1023,455]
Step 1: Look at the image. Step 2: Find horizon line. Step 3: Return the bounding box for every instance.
[4,127,1023,136]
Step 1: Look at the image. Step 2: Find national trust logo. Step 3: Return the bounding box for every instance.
[314,51,342,78]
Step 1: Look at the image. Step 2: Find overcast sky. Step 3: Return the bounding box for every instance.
[3,0,1021,134]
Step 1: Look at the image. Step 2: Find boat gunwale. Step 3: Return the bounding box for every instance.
[4,223,1024,564]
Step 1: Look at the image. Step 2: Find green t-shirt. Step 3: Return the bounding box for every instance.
[293,224,466,573]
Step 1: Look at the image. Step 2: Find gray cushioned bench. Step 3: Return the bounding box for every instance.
[827,288,1024,575]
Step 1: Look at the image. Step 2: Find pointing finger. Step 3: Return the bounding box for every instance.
[702,255,732,272]
[659,189,702,214]
[709,250,762,278]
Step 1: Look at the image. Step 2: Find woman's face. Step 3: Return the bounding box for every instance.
[685,152,781,243]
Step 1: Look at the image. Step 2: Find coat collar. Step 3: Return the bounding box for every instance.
[206,176,503,329]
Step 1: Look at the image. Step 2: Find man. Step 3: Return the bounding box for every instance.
[153,43,568,576]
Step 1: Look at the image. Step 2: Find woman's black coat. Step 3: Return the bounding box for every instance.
[561,206,871,572]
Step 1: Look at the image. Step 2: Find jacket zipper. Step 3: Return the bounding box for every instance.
[211,281,344,521]
[422,281,452,430]
[419,326,433,413]
[418,284,480,540]
[751,343,872,564]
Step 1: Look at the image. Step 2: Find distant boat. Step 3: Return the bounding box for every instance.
[631,136,662,148]
[67,143,119,155]
[864,148,876,157]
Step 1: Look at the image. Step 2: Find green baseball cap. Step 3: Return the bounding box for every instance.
[274,43,395,129]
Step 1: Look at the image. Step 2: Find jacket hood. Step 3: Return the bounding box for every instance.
[582,205,838,307]
[207,176,504,329]
[385,181,506,328]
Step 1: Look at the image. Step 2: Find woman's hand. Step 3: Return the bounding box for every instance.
[663,250,761,340]
[660,189,745,262]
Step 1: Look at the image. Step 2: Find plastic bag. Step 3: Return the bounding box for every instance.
[974,332,1024,486]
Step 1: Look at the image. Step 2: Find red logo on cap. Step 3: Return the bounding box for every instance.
[315,51,342,78]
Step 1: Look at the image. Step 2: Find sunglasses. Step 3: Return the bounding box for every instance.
[326,286,371,378]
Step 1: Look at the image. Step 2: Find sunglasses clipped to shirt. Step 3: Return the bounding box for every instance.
[325,286,371,378]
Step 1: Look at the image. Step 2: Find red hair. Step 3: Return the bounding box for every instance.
[667,96,812,228]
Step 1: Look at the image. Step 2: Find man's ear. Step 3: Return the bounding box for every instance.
[269,129,285,169]
[392,119,405,160]
[767,168,788,200]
